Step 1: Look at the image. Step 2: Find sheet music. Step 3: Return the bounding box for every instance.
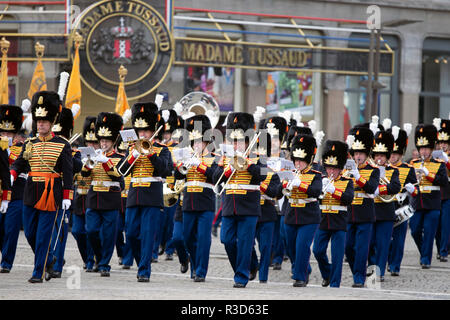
[78,147,96,159]
[345,159,357,171]
[432,150,446,161]
[120,129,138,142]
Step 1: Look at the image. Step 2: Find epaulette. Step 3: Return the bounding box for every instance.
[0,136,8,150]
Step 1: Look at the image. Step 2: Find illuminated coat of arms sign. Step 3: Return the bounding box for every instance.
[73,0,174,100]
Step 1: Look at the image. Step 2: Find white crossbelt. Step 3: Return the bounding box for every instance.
[130,177,164,183]
[91,181,120,188]
[288,198,317,204]
[223,184,260,191]
[355,192,375,199]
[419,186,440,191]
[185,181,214,189]
[18,173,28,179]
[320,205,347,211]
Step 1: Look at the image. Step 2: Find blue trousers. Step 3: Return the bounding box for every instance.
[71,213,95,269]
[50,209,71,272]
[250,221,275,281]
[368,221,394,277]
[313,229,346,288]
[345,223,373,285]
[160,205,177,255]
[152,208,164,259]
[126,206,159,278]
[116,212,133,266]
[0,200,23,270]
[85,208,118,272]
[221,215,258,285]
[23,205,58,279]
[169,220,189,265]
[284,223,318,282]
[388,220,408,273]
[436,199,450,258]
[183,211,214,279]
[410,209,440,265]
[271,215,285,265]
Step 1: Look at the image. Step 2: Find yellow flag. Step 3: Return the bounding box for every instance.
[65,44,81,119]
[0,54,8,104]
[27,59,47,100]
[115,81,129,116]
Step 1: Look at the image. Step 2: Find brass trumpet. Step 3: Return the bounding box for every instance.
[282,169,301,197]
[163,180,184,207]
[178,151,200,175]
[376,159,397,203]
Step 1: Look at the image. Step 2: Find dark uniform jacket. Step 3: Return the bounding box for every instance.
[117,141,171,208]
[9,142,25,201]
[391,161,418,210]
[347,161,380,224]
[410,158,448,211]
[11,133,73,210]
[441,155,450,201]
[259,171,282,223]
[174,153,219,213]
[81,150,124,211]
[374,165,401,221]
[283,167,322,226]
[319,175,354,231]
[213,155,267,217]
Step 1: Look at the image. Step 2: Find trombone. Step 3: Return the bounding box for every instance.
[178,151,200,175]
[281,169,301,197]
[117,125,163,176]
[69,132,82,145]
[320,174,335,198]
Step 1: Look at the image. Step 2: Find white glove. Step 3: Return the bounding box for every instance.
[0,200,8,213]
[405,183,415,194]
[190,157,201,167]
[62,199,71,211]
[10,174,14,187]
[442,152,449,163]
[325,183,336,194]
[132,148,140,158]
[417,166,429,177]
[350,169,360,180]
[373,187,380,196]
[95,153,109,164]
[322,177,330,187]
[291,177,301,187]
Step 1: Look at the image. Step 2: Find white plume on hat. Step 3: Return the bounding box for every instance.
[292,111,302,125]
[155,94,164,110]
[22,113,32,132]
[71,104,80,118]
[57,71,70,101]
[253,106,266,125]
[314,130,325,147]
[346,134,355,148]
[173,102,183,116]
[369,122,379,135]
[382,118,392,130]
[307,120,317,134]
[371,115,379,125]
[161,110,170,123]
[21,99,31,113]
[403,123,412,136]
[277,110,291,124]
[433,118,441,130]
[122,108,132,124]
[391,125,400,141]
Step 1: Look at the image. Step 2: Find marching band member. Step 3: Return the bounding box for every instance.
[387,124,418,276]
[281,134,322,287]
[409,124,448,269]
[116,103,170,282]
[174,114,218,282]
[81,112,124,277]
[72,116,97,272]
[250,122,283,283]
[11,91,73,283]
[0,104,21,273]
[313,140,354,288]
[435,119,450,262]
[368,130,401,281]
[115,130,133,269]
[344,126,379,288]
[213,112,266,288]
[47,107,82,278]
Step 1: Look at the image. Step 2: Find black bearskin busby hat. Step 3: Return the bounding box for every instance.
[226,112,256,142]
[290,134,317,164]
[131,102,160,132]
[387,124,411,155]
[52,107,74,139]
[437,119,450,144]
[284,125,313,151]
[0,104,23,134]
[415,124,437,149]
[95,112,123,142]
[162,109,179,134]
[257,119,272,158]
[348,126,374,155]
[171,115,185,141]
[31,91,61,123]
[185,114,212,142]
[322,140,348,169]
[372,130,395,158]
[83,116,98,144]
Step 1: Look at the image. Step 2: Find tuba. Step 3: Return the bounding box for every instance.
[376,159,397,203]
[163,180,184,207]
[176,91,220,129]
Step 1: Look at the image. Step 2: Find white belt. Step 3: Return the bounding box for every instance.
[91,181,120,188]
[355,192,375,199]
[261,194,275,201]
[185,181,214,189]
[419,186,440,191]
[19,173,28,179]
[76,188,89,195]
[288,198,317,204]
[320,205,347,212]
[224,184,260,191]
[130,177,164,183]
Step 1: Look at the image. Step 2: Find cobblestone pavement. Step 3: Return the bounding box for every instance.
[0,229,449,300]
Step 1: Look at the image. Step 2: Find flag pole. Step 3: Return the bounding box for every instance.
[0,37,10,104]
